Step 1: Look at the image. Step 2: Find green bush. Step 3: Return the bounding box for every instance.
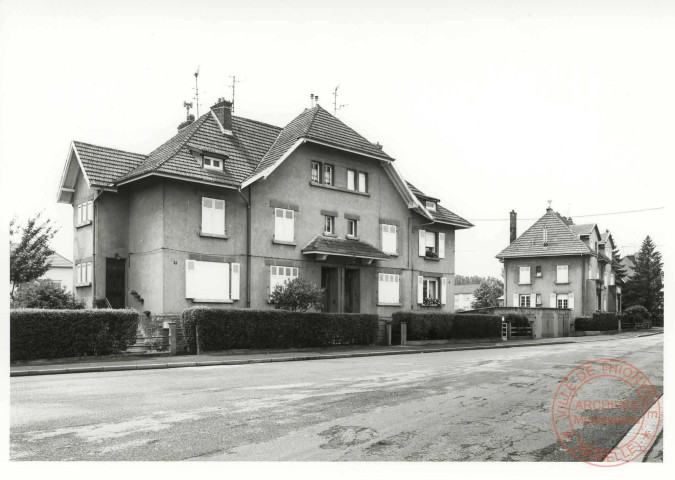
[11,280,85,309]
[504,314,530,327]
[10,309,139,361]
[392,312,503,340]
[574,312,619,331]
[181,308,378,352]
[270,277,324,312]
[622,305,652,328]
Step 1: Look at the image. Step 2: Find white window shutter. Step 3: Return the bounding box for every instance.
[87,262,93,283]
[568,292,575,310]
[88,201,93,221]
[394,274,400,303]
[214,200,225,234]
[380,224,386,250]
[77,264,82,284]
[201,198,211,233]
[417,276,424,304]
[274,208,283,239]
[231,263,240,300]
[185,260,196,298]
[438,233,446,259]
[530,293,536,307]
[513,294,519,307]
[287,210,294,241]
[418,230,426,257]
[550,293,557,308]
[441,277,447,305]
[378,273,385,303]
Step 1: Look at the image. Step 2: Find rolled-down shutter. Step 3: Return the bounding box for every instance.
[568,293,575,310]
[418,230,426,257]
[530,293,536,308]
[438,233,446,259]
[441,277,447,305]
[550,293,557,308]
[231,263,240,300]
[417,276,424,304]
[513,294,519,307]
[186,260,196,298]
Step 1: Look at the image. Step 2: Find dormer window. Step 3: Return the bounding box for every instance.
[204,156,223,171]
[425,201,436,211]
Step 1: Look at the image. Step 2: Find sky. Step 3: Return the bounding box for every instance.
[1,0,673,278]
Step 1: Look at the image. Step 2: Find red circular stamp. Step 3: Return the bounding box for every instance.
[552,358,661,466]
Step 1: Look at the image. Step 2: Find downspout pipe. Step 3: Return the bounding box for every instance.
[238,186,252,308]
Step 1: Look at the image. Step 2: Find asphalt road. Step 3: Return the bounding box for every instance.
[10,334,663,461]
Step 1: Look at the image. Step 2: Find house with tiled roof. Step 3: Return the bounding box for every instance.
[453,283,481,312]
[57,99,472,314]
[40,252,74,292]
[496,207,620,318]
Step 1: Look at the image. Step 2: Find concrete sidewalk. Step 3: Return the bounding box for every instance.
[10,329,662,377]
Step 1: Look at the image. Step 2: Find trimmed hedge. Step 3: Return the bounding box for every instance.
[504,314,531,327]
[392,312,503,340]
[574,312,619,331]
[11,309,139,361]
[181,308,379,351]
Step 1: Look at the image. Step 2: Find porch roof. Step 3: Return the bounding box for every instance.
[301,235,390,260]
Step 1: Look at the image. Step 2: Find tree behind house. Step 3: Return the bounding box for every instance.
[471,277,504,309]
[622,236,663,325]
[270,277,325,312]
[9,214,58,299]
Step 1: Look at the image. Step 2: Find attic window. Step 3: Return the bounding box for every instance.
[425,201,436,211]
[543,227,548,246]
[204,156,223,171]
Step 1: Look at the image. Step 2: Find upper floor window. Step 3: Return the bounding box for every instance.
[358,172,368,193]
[323,164,334,185]
[425,201,436,211]
[519,266,530,284]
[535,266,542,277]
[347,219,358,238]
[381,224,397,254]
[77,201,93,226]
[201,197,225,235]
[324,215,335,235]
[311,162,321,182]
[347,169,356,190]
[556,265,569,283]
[347,169,368,193]
[274,208,295,242]
[203,156,223,171]
[418,229,445,259]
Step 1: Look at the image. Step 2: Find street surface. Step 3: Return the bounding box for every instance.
[11,334,663,461]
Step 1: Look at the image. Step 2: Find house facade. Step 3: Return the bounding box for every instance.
[57,100,472,315]
[41,252,74,292]
[496,208,620,318]
[453,283,480,312]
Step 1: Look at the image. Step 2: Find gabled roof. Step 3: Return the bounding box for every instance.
[406,182,473,229]
[301,235,390,260]
[568,223,596,236]
[47,252,73,268]
[243,105,394,186]
[454,283,480,295]
[496,209,595,259]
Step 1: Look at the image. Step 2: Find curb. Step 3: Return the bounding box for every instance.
[10,339,579,377]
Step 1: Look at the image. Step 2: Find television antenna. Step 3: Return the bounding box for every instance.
[333,84,348,116]
[183,101,193,116]
[193,66,200,117]
[229,75,241,113]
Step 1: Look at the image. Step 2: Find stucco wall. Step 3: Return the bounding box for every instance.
[94,189,130,301]
[41,266,74,292]
[71,170,94,306]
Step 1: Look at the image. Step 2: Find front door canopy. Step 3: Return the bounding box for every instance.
[301,235,390,262]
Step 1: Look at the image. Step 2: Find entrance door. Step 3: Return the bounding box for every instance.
[106,258,126,308]
[344,268,360,313]
[321,267,339,313]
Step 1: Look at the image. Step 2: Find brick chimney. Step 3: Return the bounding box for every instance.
[211,98,233,132]
[510,210,517,244]
[177,114,195,131]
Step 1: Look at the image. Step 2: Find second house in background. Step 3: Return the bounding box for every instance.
[57,100,473,314]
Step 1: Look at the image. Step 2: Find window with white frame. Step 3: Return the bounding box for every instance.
[270,266,298,298]
[423,277,439,300]
[425,200,436,211]
[77,201,93,225]
[76,261,92,285]
[358,172,368,193]
[556,265,569,283]
[381,224,397,254]
[324,215,335,235]
[418,229,445,259]
[536,293,542,306]
[274,208,295,242]
[519,266,531,284]
[519,294,531,307]
[311,162,320,182]
[347,219,358,238]
[347,169,356,190]
[203,156,223,171]
[557,293,569,309]
[201,197,225,235]
[185,260,238,301]
[323,164,333,185]
[378,273,400,304]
